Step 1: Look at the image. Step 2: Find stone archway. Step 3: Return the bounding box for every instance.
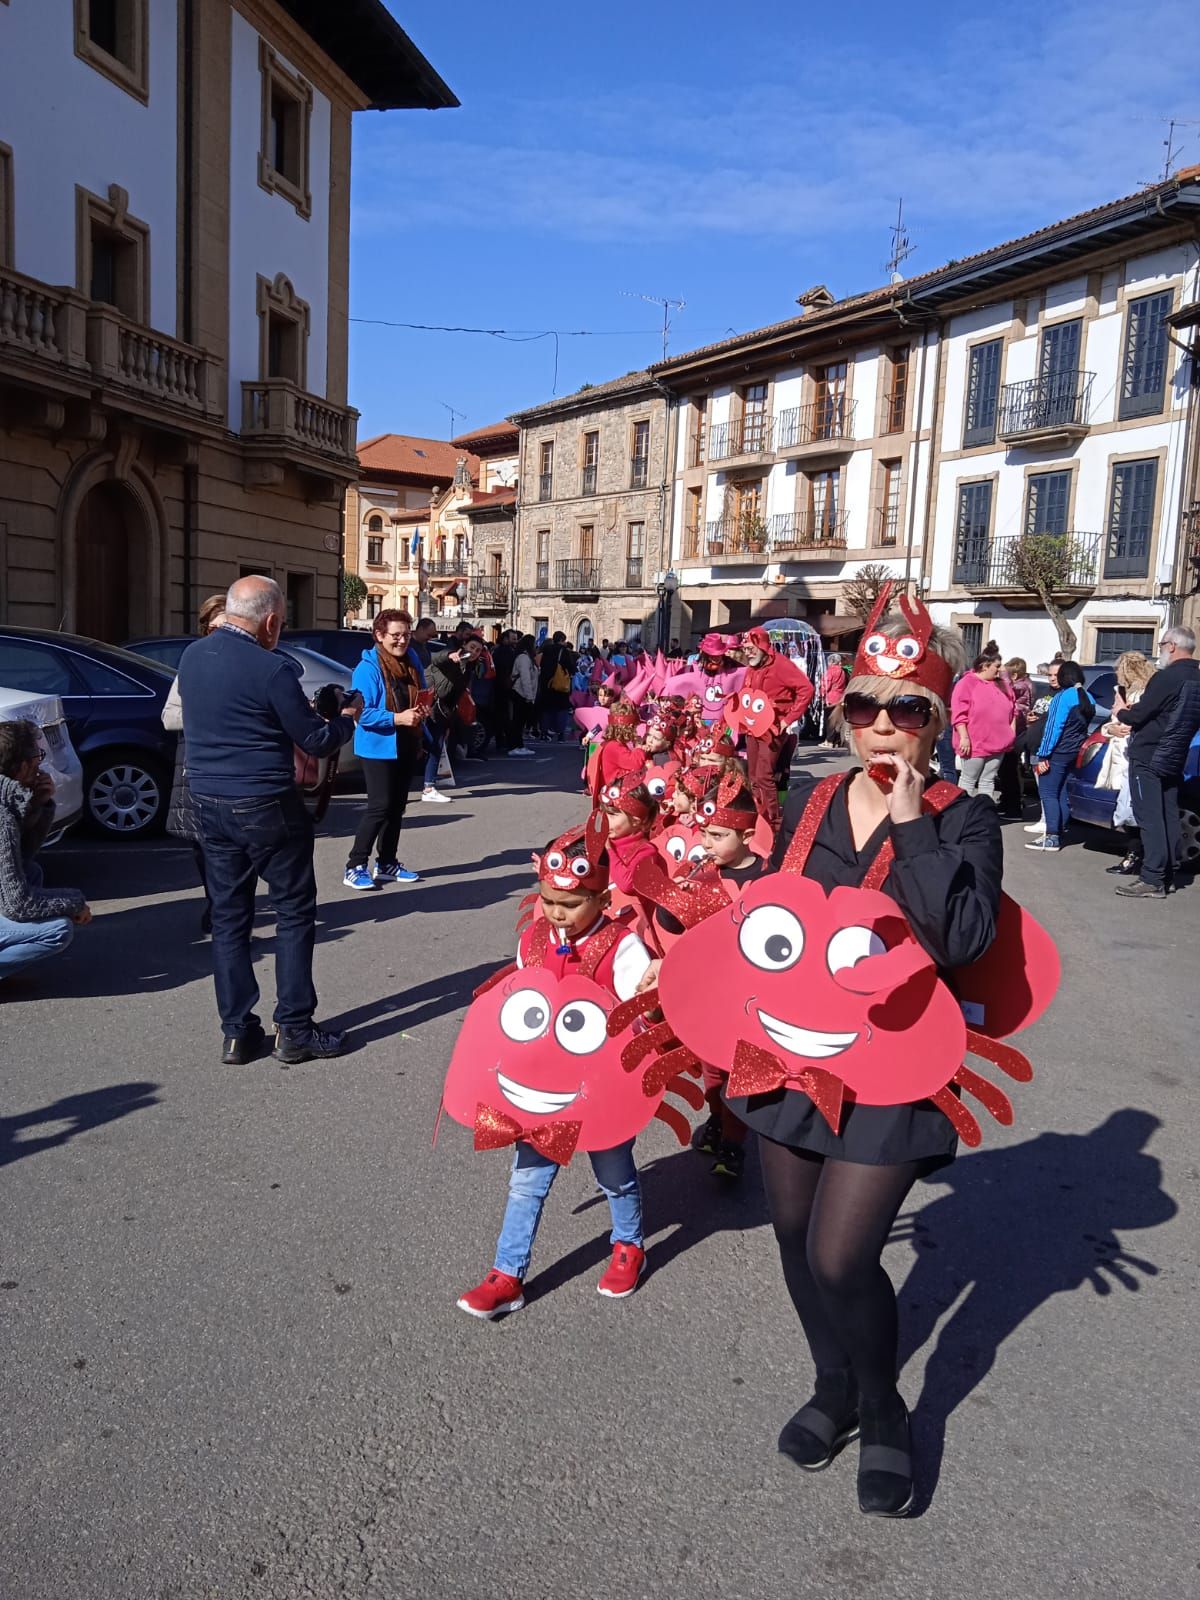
[58,449,168,640]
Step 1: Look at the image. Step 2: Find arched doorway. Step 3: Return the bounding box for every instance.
[575,617,594,650]
[74,481,146,642]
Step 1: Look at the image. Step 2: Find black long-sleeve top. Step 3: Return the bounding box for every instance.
[728,769,1004,1166]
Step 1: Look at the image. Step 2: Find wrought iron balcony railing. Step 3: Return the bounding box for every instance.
[999,371,1094,438]
[769,511,849,552]
[425,556,469,578]
[775,398,856,451]
[708,414,774,461]
[704,516,771,557]
[681,522,703,560]
[472,574,510,609]
[557,558,602,591]
[954,531,1101,590]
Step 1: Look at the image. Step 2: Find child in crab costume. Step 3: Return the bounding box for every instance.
[612,584,1060,1519]
[447,815,703,1322]
[737,626,815,830]
[587,698,643,797]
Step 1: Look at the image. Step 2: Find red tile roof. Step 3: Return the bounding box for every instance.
[390,506,432,523]
[450,421,519,450]
[462,486,517,512]
[357,433,480,484]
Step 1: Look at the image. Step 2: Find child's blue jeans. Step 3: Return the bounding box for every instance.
[493,1137,642,1280]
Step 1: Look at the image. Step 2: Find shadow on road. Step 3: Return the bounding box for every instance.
[327,959,504,1046]
[0,1081,161,1168]
[895,1107,1176,1511]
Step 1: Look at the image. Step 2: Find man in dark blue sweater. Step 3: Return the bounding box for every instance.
[179,576,361,1063]
[1115,625,1200,899]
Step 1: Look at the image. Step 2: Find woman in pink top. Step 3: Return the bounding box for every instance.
[950,654,1016,801]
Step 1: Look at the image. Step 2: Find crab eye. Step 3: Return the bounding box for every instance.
[751,696,767,714]
[687,843,707,863]
[863,633,888,658]
[554,1000,608,1056]
[827,926,886,975]
[701,800,716,817]
[738,904,804,971]
[741,693,752,709]
[666,836,686,862]
[543,850,565,872]
[570,857,592,878]
[894,635,921,661]
[499,988,551,1043]
[647,776,667,797]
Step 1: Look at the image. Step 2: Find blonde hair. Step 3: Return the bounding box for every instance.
[834,615,966,735]
[1005,657,1027,679]
[1115,651,1155,694]
[197,593,226,635]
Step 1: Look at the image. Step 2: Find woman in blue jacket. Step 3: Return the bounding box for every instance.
[343,610,429,891]
[1027,660,1094,854]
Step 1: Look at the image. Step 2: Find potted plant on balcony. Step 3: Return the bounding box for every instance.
[739,512,770,554]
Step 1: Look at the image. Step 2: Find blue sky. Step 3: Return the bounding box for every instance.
[349,0,1200,443]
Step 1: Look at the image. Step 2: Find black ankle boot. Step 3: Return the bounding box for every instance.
[778,1369,859,1471]
[857,1393,914,1516]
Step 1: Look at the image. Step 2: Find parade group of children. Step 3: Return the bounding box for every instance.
[455,691,775,1319]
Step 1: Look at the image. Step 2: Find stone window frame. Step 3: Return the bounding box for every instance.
[0,141,13,269]
[256,272,310,388]
[258,38,313,221]
[74,0,150,105]
[76,183,151,324]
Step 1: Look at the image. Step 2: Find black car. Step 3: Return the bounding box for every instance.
[0,627,176,839]
[281,629,376,672]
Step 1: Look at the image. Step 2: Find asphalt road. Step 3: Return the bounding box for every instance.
[2,746,1197,1600]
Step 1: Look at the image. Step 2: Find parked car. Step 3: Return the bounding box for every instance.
[1067,727,1200,868]
[0,628,176,839]
[0,686,84,844]
[281,629,379,672]
[125,636,361,776]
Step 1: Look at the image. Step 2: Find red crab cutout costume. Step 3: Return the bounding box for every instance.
[725,686,780,741]
[612,766,1061,1149]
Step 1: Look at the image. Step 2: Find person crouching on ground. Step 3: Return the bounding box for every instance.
[456,829,654,1319]
[0,719,90,985]
[343,608,429,892]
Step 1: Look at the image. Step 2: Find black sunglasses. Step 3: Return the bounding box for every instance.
[842,691,935,732]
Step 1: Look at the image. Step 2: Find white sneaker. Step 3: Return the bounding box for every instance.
[1023,819,1046,835]
[422,787,451,804]
[509,747,534,757]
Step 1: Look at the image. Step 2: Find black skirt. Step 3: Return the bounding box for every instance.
[725,769,1004,1170]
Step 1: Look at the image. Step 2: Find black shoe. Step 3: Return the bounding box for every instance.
[857,1395,914,1516]
[1105,853,1143,876]
[711,1140,745,1181]
[779,1371,859,1471]
[691,1112,722,1157]
[221,1023,266,1065]
[1115,879,1167,899]
[273,1024,347,1063]
[200,904,213,935]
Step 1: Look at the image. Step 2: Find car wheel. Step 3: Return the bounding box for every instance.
[84,753,169,839]
[1179,805,1200,869]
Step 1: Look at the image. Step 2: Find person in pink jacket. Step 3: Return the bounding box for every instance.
[950,654,1016,801]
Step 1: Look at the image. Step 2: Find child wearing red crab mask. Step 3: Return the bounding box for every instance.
[456,824,654,1321]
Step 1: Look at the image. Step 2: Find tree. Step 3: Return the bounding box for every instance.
[1001,534,1094,660]
[342,571,367,619]
[843,562,894,621]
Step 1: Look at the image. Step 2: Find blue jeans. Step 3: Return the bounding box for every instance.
[423,722,445,787]
[1036,749,1076,838]
[0,862,73,978]
[493,1137,642,1280]
[195,787,317,1035]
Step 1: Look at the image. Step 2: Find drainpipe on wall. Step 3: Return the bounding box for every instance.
[900,323,930,593]
[914,315,947,598]
[1166,243,1200,626]
[180,0,197,631]
[655,379,678,639]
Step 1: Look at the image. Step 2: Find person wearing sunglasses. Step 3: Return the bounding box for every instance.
[730,589,1004,1518]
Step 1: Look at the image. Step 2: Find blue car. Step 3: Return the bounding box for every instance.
[0,627,176,839]
[1066,728,1200,868]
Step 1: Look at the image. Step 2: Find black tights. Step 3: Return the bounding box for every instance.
[759,1138,922,1403]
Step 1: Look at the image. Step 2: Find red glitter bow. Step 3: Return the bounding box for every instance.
[725,1039,846,1134]
[473,1103,583,1165]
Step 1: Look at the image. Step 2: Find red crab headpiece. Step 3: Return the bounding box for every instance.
[691,723,737,761]
[697,772,757,830]
[538,810,610,895]
[643,760,681,804]
[854,581,953,705]
[605,699,640,739]
[598,770,654,823]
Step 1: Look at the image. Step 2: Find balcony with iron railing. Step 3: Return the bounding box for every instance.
[775,398,857,456]
[681,521,704,560]
[769,511,849,554]
[954,531,1102,595]
[875,506,901,549]
[708,414,774,463]
[557,558,603,593]
[472,573,511,611]
[999,371,1094,447]
[704,515,772,561]
[425,555,470,579]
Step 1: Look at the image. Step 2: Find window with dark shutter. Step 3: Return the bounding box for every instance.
[953,481,993,583]
[1024,470,1071,536]
[1104,459,1157,579]
[963,340,1002,447]
[1119,291,1172,420]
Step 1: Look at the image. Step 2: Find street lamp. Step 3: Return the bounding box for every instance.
[655,568,678,649]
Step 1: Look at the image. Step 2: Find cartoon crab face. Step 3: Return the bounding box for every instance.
[443,970,668,1155]
[726,688,776,739]
[859,629,925,681]
[657,875,967,1106]
[658,823,706,876]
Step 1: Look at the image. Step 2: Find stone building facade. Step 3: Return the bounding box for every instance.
[0,0,454,641]
[511,372,670,650]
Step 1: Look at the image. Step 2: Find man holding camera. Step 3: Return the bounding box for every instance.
[178,576,362,1065]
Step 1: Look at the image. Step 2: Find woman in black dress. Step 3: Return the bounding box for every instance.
[727,605,1002,1516]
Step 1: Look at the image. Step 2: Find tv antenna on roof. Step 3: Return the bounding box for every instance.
[884,198,916,282]
[621,291,686,360]
[1136,116,1200,185]
[439,400,466,438]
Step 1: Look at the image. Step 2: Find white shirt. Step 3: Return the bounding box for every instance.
[517,919,652,1002]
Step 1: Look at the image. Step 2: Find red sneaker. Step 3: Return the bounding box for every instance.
[597,1243,646,1299]
[456,1269,525,1320]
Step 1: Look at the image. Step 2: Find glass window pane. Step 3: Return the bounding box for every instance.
[0,641,78,696]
